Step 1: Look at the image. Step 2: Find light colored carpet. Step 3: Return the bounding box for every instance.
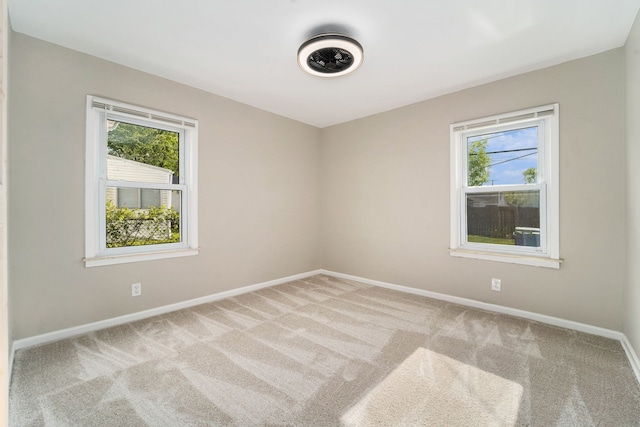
[9,274,640,426]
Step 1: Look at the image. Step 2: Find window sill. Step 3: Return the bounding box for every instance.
[84,248,199,267]
[449,248,562,269]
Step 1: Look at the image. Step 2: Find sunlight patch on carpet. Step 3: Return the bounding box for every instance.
[341,347,523,427]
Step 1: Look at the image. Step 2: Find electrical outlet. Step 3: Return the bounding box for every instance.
[491,278,501,291]
[132,283,142,297]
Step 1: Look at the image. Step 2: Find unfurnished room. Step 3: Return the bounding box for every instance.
[1,1,640,426]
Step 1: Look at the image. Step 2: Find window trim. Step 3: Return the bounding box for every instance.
[84,95,199,267]
[449,104,560,268]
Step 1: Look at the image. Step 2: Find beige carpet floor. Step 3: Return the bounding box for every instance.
[9,275,640,426]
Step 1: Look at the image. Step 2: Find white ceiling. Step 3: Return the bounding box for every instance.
[8,0,640,128]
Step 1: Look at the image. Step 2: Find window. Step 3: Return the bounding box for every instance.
[450,104,560,268]
[85,96,198,267]
[117,188,162,209]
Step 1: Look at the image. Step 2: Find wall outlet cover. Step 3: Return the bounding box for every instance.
[132,283,142,297]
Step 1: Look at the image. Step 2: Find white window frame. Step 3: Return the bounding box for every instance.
[450,104,560,268]
[85,95,199,267]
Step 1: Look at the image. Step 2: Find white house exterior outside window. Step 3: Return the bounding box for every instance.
[85,96,198,267]
[450,104,560,268]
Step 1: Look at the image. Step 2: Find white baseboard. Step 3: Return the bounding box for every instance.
[12,270,323,352]
[621,334,640,384]
[8,340,13,385]
[320,270,622,339]
[10,268,640,387]
[320,269,640,384]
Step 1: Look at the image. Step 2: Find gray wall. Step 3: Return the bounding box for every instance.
[9,28,635,343]
[9,33,322,339]
[1,4,9,425]
[321,49,627,330]
[626,12,640,355]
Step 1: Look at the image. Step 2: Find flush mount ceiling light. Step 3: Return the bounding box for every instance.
[297,34,364,77]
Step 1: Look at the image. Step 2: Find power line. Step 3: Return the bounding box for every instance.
[485,147,536,155]
[468,127,537,144]
[470,147,537,156]
[488,151,537,167]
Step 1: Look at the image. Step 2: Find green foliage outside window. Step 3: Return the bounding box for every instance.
[108,121,179,176]
[522,167,537,184]
[106,200,180,248]
[468,138,491,186]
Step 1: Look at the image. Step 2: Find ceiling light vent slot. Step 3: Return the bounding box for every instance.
[298,34,363,78]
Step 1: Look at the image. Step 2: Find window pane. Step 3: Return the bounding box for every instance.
[106,187,181,248]
[467,126,538,186]
[107,121,179,183]
[140,189,161,209]
[117,187,138,208]
[466,190,540,246]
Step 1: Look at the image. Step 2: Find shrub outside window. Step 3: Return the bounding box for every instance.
[450,104,560,268]
[85,96,198,267]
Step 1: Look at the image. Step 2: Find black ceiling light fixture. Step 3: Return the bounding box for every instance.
[297,33,364,77]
